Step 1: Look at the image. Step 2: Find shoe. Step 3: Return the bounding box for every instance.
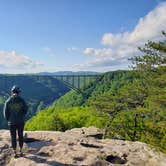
[20,149,24,157]
[14,153,19,158]
[20,152,23,157]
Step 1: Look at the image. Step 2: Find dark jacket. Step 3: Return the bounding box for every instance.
[3,95,28,125]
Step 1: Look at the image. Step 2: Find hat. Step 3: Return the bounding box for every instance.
[11,85,21,93]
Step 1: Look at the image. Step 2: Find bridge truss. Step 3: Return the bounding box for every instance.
[53,74,100,93]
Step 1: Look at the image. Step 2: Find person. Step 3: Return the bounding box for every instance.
[3,85,28,158]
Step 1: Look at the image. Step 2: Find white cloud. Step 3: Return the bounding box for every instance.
[67,47,79,52]
[0,50,44,73]
[80,2,166,70]
[72,59,129,72]
[83,48,113,57]
[42,46,55,57]
[101,32,130,47]
[102,2,166,47]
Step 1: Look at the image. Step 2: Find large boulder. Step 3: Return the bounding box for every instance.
[0,127,166,166]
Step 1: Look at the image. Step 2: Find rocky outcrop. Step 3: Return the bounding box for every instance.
[0,127,166,166]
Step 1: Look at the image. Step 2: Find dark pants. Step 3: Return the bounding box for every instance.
[9,122,24,150]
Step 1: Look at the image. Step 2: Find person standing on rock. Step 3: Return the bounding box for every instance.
[3,85,28,158]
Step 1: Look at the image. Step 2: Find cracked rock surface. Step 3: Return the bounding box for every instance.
[0,127,166,166]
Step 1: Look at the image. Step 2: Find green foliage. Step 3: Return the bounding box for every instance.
[55,90,84,108]
[25,106,110,131]
[0,104,7,128]
[0,96,5,104]
[37,101,45,112]
[108,32,166,153]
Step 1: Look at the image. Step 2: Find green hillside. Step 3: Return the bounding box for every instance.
[25,32,166,153]
[54,70,133,108]
[26,68,166,153]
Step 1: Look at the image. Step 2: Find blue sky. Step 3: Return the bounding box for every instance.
[0,0,166,73]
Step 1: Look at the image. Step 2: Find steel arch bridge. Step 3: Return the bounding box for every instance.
[53,74,101,93]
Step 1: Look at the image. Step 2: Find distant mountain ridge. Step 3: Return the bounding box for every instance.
[37,71,100,76]
[0,71,100,76]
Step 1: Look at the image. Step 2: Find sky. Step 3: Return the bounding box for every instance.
[0,0,166,73]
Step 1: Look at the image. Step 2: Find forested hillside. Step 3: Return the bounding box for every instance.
[0,75,69,128]
[26,32,166,153]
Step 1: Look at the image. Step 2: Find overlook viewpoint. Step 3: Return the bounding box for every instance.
[1,127,166,166]
[0,1,166,166]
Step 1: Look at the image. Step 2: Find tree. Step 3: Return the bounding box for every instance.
[37,101,45,112]
[127,31,166,149]
[129,31,166,71]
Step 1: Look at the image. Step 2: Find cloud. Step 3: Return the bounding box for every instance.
[81,44,137,71]
[42,46,55,57]
[83,48,113,57]
[72,59,129,72]
[0,50,44,73]
[102,2,166,47]
[66,47,79,52]
[80,2,166,71]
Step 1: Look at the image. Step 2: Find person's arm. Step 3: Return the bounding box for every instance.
[22,99,28,115]
[3,101,10,121]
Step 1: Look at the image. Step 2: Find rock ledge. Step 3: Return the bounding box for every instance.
[0,127,166,166]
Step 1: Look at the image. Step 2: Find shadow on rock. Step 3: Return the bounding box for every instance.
[23,155,76,166]
[23,133,53,150]
[80,142,103,149]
